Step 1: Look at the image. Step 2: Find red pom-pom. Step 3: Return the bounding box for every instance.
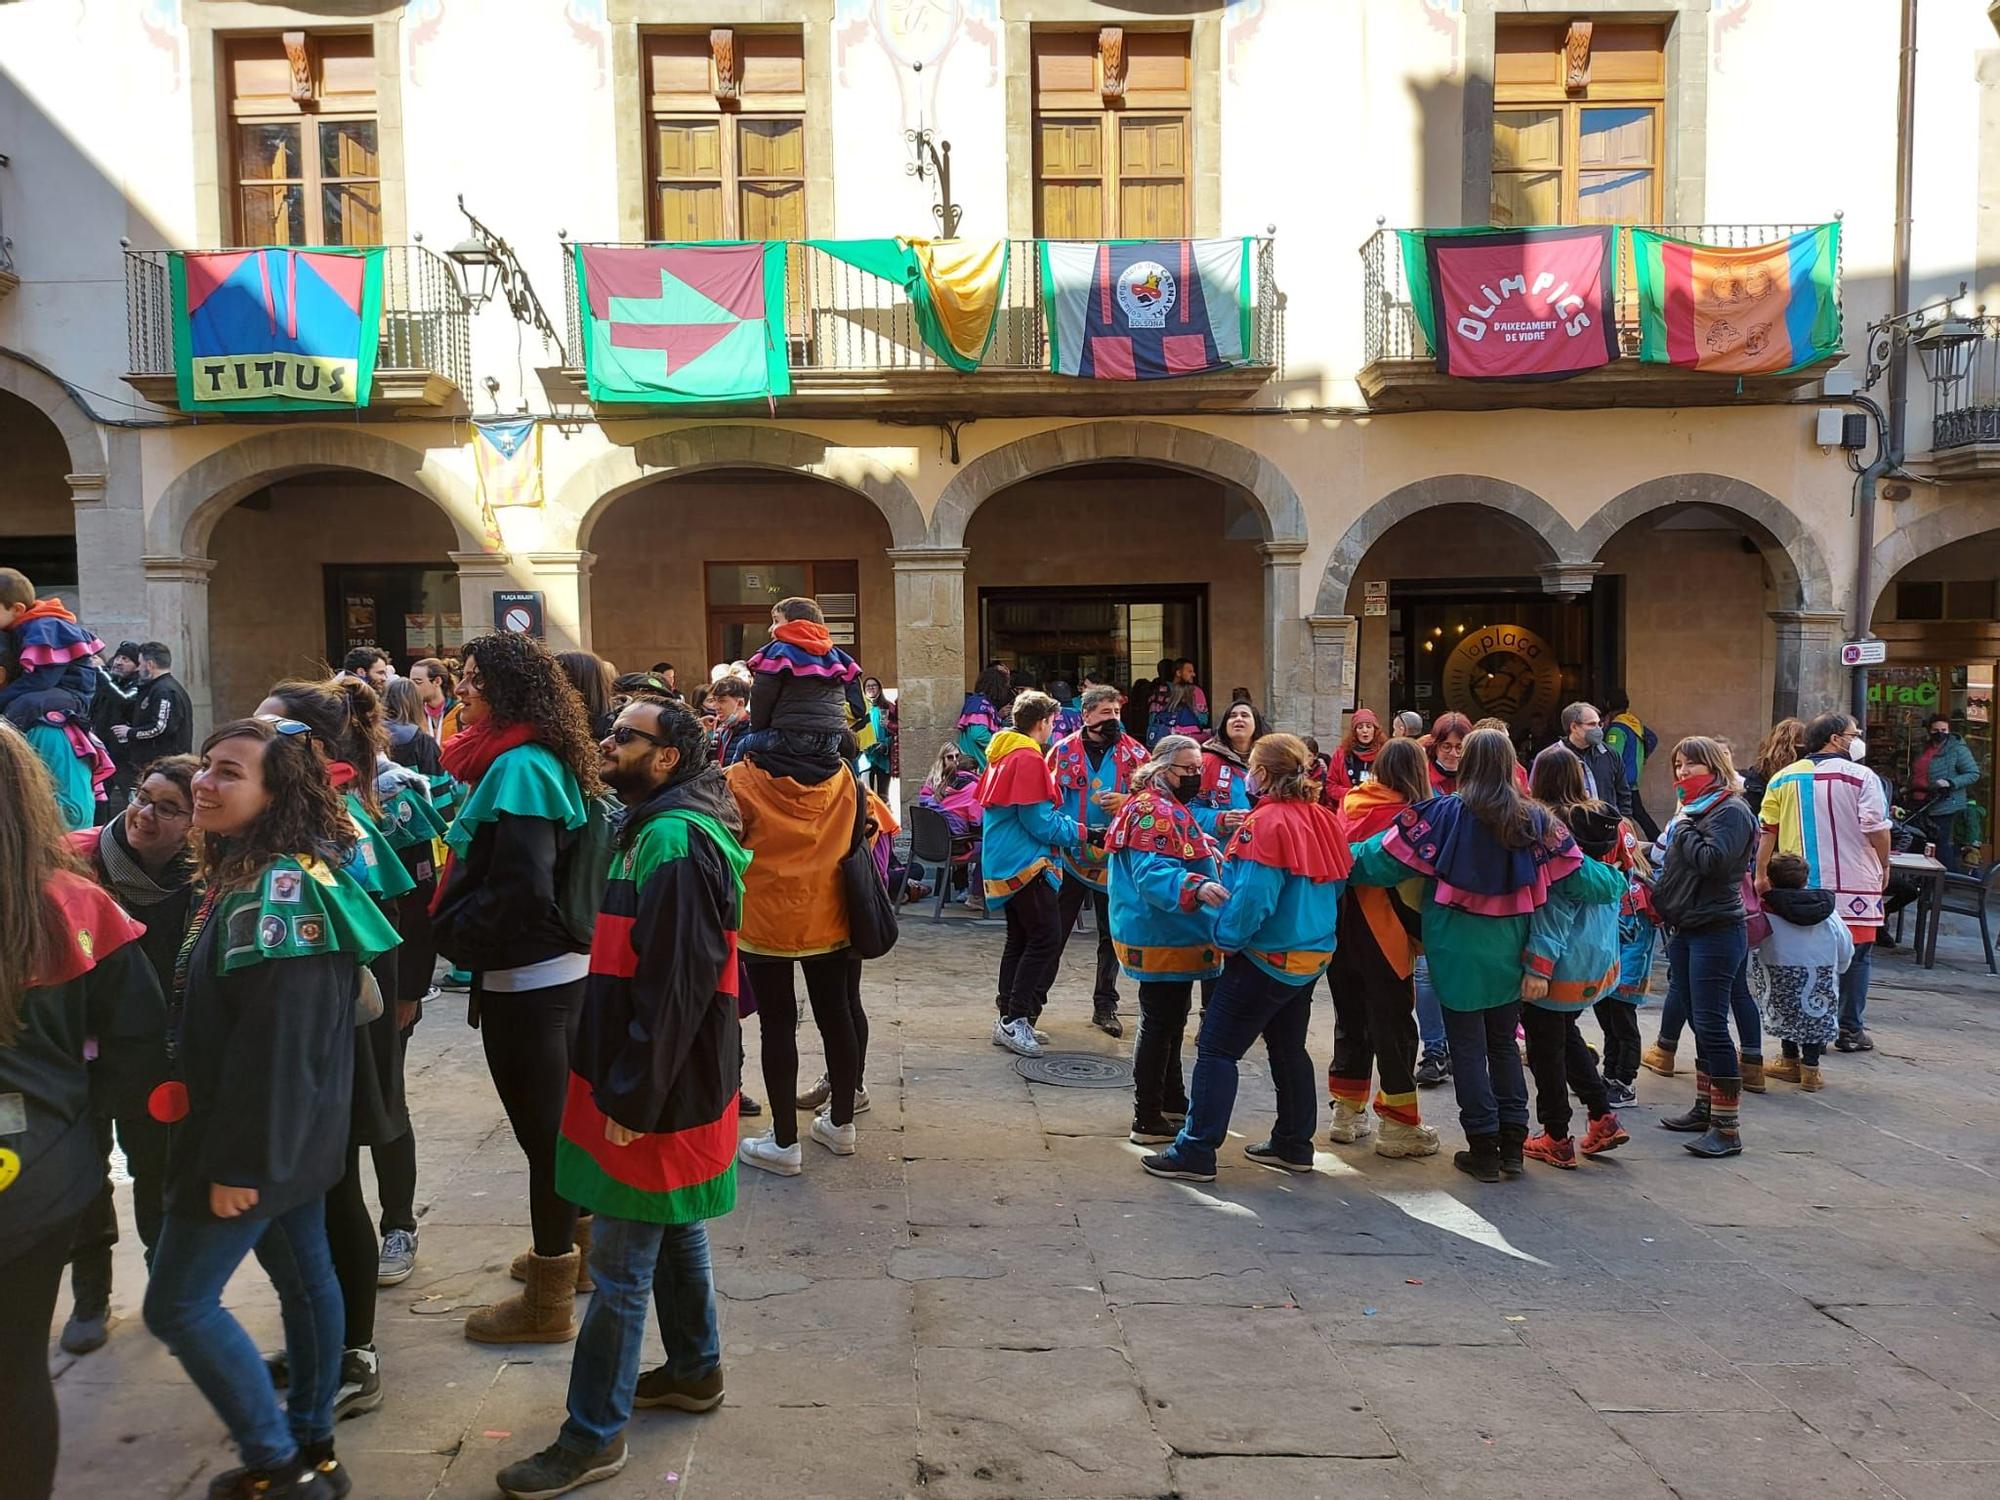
[148,1080,189,1123]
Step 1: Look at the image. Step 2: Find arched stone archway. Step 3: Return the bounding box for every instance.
[1869,495,2000,619]
[1312,475,1575,616]
[0,350,107,480]
[1577,473,1835,612]
[927,420,1308,549]
[148,427,479,559]
[560,425,927,552]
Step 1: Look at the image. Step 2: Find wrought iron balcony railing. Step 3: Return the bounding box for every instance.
[123,243,470,406]
[560,236,1281,383]
[1931,314,2000,452]
[1361,222,1842,366]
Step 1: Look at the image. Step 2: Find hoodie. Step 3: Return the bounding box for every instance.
[977,729,1082,907]
[1753,884,1853,1046]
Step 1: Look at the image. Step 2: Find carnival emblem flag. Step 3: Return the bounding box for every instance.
[1632,223,1842,375]
[1042,239,1251,380]
[170,247,385,411]
[1398,227,1617,380]
[574,242,791,403]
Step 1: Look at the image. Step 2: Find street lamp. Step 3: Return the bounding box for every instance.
[1912,316,1981,385]
[444,195,566,361]
[446,231,502,312]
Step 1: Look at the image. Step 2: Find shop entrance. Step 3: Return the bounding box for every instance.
[978,585,1208,696]
[705,559,861,668]
[324,563,463,671]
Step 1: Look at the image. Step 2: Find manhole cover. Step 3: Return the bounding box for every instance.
[1016,1051,1133,1088]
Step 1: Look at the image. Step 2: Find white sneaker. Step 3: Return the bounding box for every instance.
[851,1085,871,1115]
[797,1073,831,1109]
[1374,1119,1441,1159]
[997,1018,1042,1058]
[810,1113,857,1155]
[992,1018,1012,1049]
[738,1132,802,1176]
[1328,1100,1374,1144]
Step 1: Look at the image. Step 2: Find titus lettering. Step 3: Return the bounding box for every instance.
[192,354,358,405]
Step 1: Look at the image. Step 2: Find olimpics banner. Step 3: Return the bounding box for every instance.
[1399,226,1617,380]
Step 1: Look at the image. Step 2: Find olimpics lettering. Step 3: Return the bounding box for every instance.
[1455,271,1592,345]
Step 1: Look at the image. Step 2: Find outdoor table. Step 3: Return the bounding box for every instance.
[1889,851,1949,970]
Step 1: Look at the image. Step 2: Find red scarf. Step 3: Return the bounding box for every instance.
[440,718,537,786]
[771,618,833,655]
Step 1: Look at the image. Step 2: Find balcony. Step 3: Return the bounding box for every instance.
[1359,223,1842,412]
[545,237,1281,417]
[1929,315,2000,477]
[123,244,470,413]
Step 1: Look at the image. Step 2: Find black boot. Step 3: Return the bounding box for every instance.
[1452,1133,1502,1183]
[300,1440,354,1499]
[61,1248,113,1354]
[1497,1123,1528,1177]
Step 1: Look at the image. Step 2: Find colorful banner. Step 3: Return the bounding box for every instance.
[809,238,1009,371]
[1041,239,1250,380]
[170,247,384,412]
[1398,227,1616,380]
[473,417,544,509]
[574,242,791,403]
[1633,223,1842,375]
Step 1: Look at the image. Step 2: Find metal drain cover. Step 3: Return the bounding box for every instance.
[1016,1051,1133,1088]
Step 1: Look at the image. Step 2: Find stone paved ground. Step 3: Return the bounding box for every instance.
[51,916,2000,1500]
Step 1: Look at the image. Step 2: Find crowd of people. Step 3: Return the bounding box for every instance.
[0,564,1947,1499]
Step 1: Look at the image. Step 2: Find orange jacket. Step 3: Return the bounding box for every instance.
[726,761,856,957]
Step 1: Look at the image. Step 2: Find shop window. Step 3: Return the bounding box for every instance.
[704,560,858,666]
[1031,28,1191,238]
[979,585,1206,696]
[226,33,381,246]
[1491,20,1665,227]
[646,30,806,240]
[325,565,461,671]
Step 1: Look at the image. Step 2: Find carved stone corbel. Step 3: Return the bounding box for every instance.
[283,31,316,106]
[1099,27,1126,104]
[1564,20,1593,93]
[711,28,738,105]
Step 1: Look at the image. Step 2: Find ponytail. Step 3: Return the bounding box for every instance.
[1249,732,1319,804]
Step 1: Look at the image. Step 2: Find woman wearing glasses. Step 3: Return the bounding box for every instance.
[142,716,397,1500]
[431,633,605,1342]
[59,754,201,1354]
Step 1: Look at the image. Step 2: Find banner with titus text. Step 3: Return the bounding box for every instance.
[1398,226,1617,380]
[170,247,384,411]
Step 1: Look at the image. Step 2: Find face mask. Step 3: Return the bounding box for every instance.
[1583,726,1605,748]
[1086,720,1118,742]
[1169,772,1201,805]
[1847,736,1868,762]
[1676,771,1713,802]
[1930,728,1949,744]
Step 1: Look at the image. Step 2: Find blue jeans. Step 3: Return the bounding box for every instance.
[1413,957,1447,1056]
[1167,955,1318,1173]
[1838,939,1874,1033]
[1657,932,1762,1056]
[143,1200,342,1469]
[1439,1002,1528,1136]
[1669,924,1748,1081]
[560,1216,720,1454]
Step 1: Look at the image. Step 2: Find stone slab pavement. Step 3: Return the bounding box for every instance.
[49,914,2000,1500]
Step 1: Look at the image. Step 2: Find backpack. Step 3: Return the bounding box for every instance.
[556,791,621,948]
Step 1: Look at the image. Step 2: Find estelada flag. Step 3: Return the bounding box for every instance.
[574,242,791,403]
[1398,226,1617,380]
[1042,239,1252,380]
[170,247,384,411]
[1632,223,1841,375]
[473,417,544,509]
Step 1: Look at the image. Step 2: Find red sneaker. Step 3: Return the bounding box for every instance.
[1522,1131,1577,1169]
[1580,1112,1630,1157]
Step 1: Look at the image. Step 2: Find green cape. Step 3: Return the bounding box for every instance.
[445,743,587,856]
[213,853,401,974]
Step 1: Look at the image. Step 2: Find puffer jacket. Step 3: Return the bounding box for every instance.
[1655,795,1758,932]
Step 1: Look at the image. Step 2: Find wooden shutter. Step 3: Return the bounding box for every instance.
[1031,28,1189,237]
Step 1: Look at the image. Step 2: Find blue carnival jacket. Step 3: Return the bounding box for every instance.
[1049,727,1146,891]
[1192,742,1254,839]
[1105,789,1224,981]
[1212,799,1353,983]
[1521,855,1627,1013]
[977,731,1082,908]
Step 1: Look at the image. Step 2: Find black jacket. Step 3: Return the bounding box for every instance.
[166,906,357,1221]
[749,669,866,736]
[432,811,583,976]
[130,672,194,761]
[0,938,166,1261]
[1657,796,1758,932]
[1565,739,1632,817]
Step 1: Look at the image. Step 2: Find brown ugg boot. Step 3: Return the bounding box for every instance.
[467,1250,580,1344]
[1740,1054,1766,1093]
[1640,1042,1677,1078]
[507,1217,596,1295]
[1799,1064,1824,1092]
[1766,1056,1802,1084]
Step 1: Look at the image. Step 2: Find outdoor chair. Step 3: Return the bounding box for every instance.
[907,804,978,924]
[1938,864,2000,976]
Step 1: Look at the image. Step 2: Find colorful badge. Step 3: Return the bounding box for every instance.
[258,914,287,949]
[293,915,328,948]
[0,1146,18,1193]
[269,867,303,904]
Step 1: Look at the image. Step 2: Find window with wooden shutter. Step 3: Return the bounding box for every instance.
[645,29,806,241]
[1490,20,1665,228]
[226,32,381,247]
[1032,28,1190,238]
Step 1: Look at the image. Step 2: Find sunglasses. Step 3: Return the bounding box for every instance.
[256,715,314,738]
[607,724,669,749]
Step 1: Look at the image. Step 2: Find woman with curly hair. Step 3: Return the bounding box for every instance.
[431,632,604,1342]
[143,717,396,1500]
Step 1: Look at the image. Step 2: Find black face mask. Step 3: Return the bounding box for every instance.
[1930,729,1949,744]
[1169,772,1201,804]
[1086,720,1119,742]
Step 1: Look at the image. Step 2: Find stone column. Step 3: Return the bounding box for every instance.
[1259,540,1311,733]
[523,551,596,654]
[1537,561,1603,596]
[451,550,515,651]
[888,547,970,801]
[143,555,216,735]
[1305,614,1358,741]
[1770,609,1849,723]
[71,467,147,657]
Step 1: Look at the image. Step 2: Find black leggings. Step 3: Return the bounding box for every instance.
[477,979,584,1257]
[996,878,1064,1022]
[325,1144,380,1349]
[1,1216,77,1499]
[747,952,860,1146]
[845,957,871,1087]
